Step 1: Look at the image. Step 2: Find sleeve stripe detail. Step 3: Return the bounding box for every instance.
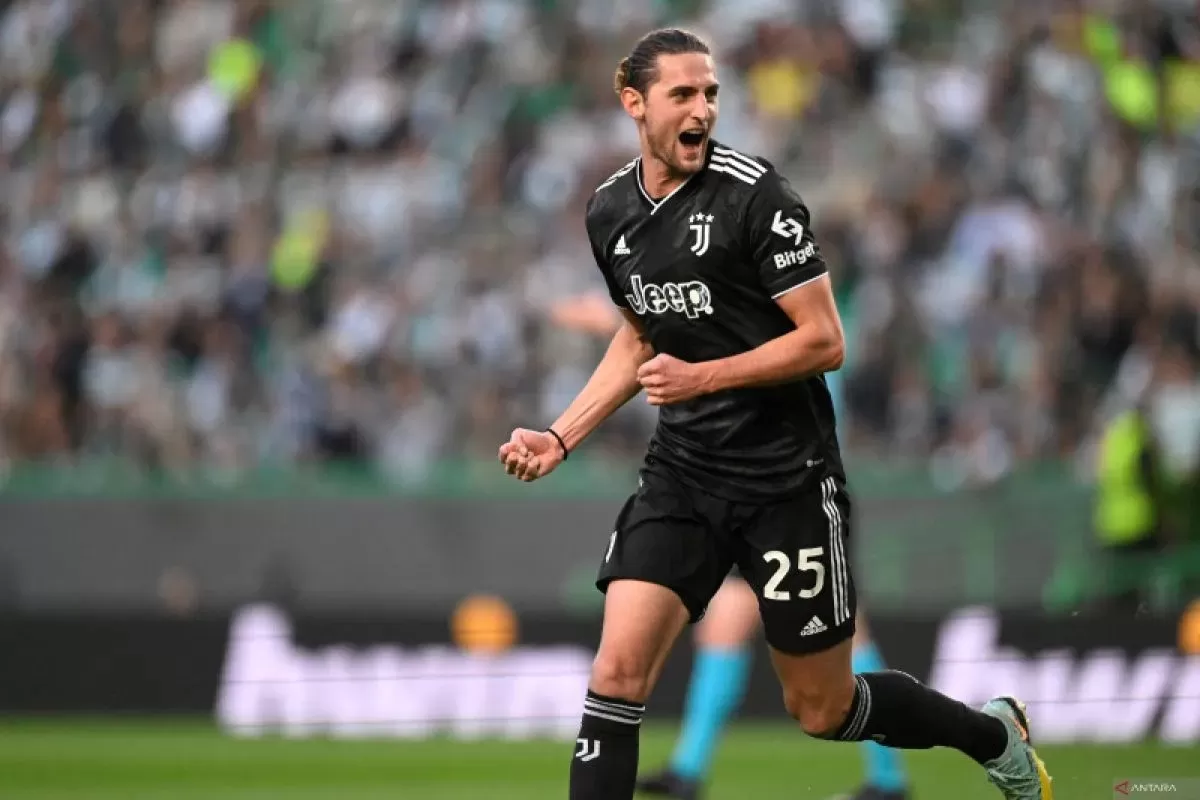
[712,147,766,175]
[711,155,763,182]
[594,159,639,193]
[770,271,827,299]
[709,162,760,185]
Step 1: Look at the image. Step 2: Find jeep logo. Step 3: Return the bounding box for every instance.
[625,275,713,318]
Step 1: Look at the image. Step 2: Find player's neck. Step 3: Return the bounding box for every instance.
[638,153,688,201]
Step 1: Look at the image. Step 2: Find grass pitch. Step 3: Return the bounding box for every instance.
[0,719,1196,799]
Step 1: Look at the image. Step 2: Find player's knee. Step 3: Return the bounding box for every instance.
[590,650,654,703]
[782,678,855,738]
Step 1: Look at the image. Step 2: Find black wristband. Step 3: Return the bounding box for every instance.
[546,428,569,460]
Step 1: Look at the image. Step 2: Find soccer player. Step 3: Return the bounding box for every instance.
[547,300,912,800]
[499,28,1053,800]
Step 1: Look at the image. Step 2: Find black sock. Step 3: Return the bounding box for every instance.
[569,690,644,800]
[832,671,1009,765]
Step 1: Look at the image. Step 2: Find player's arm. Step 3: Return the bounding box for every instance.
[703,276,843,391]
[547,208,656,451]
[500,211,653,479]
[548,290,624,337]
[548,309,653,452]
[702,174,844,392]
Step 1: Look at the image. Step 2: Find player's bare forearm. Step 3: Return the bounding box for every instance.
[702,323,844,392]
[551,316,653,451]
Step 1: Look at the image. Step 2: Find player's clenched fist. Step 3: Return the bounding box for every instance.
[498,428,565,482]
[637,353,714,406]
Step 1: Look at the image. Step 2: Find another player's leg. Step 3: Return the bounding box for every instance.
[747,477,1054,799]
[636,578,759,799]
[828,614,911,800]
[571,578,689,800]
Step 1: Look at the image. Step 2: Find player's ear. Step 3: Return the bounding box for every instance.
[620,87,645,121]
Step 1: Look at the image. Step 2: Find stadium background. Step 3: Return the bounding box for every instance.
[1,0,1199,797]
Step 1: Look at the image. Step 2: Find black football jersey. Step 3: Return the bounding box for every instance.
[585,139,844,501]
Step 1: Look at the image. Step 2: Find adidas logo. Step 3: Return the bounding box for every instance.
[800,616,827,636]
[613,235,630,256]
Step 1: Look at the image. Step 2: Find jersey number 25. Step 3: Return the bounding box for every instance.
[762,548,825,600]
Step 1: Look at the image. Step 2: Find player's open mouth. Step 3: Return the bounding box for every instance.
[679,130,706,148]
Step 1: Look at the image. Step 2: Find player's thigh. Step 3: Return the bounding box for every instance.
[694,576,760,649]
[596,469,733,625]
[591,578,691,702]
[737,475,857,657]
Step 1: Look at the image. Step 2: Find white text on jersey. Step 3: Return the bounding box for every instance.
[625,275,713,318]
[774,241,817,270]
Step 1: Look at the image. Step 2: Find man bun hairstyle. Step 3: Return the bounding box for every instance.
[613,57,632,96]
[612,28,711,97]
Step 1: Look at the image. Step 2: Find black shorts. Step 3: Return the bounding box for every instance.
[596,461,856,655]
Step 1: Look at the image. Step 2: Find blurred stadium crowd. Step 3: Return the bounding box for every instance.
[0,0,1198,490]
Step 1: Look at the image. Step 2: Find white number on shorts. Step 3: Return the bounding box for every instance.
[762,548,826,601]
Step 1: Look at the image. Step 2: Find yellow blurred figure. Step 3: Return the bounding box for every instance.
[271,211,329,292]
[748,60,819,120]
[208,38,263,104]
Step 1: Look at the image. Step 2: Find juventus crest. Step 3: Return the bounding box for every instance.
[688,212,713,257]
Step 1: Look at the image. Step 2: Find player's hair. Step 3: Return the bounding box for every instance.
[613,28,711,97]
